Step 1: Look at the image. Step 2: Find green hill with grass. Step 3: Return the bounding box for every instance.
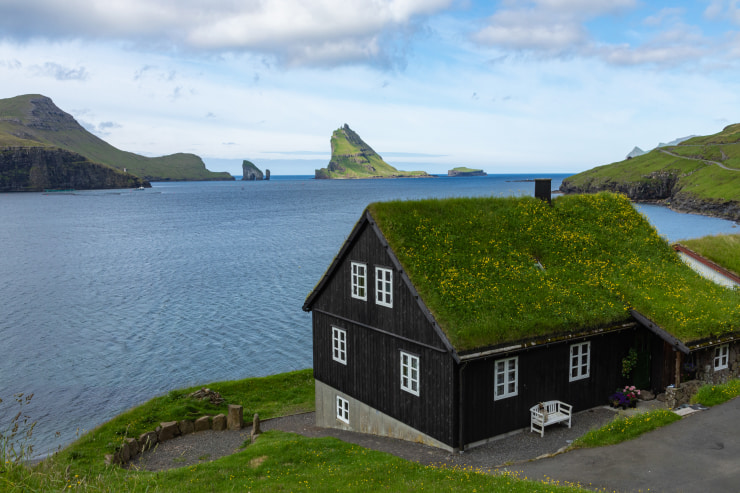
[0,94,233,185]
[314,124,430,179]
[560,124,740,221]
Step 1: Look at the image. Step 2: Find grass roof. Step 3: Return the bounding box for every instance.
[368,193,740,352]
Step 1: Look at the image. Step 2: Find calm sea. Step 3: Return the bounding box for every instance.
[1,174,737,457]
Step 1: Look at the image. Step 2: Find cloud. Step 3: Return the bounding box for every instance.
[0,0,453,68]
[80,119,121,136]
[31,62,89,80]
[704,0,740,24]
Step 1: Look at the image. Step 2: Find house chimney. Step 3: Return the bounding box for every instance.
[534,178,552,204]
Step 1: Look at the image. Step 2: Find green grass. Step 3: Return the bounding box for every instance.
[570,409,681,449]
[1,371,589,492]
[451,167,484,173]
[680,234,740,277]
[0,94,233,181]
[691,379,740,407]
[563,122,740,203]
[316,125,429,179]
[368,193,740,350]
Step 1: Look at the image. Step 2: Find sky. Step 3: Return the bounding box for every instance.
[1,0,739,176]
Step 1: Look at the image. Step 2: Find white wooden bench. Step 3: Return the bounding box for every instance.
[530,400,572,437]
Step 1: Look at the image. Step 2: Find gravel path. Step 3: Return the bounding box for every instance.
[128,406,622,472]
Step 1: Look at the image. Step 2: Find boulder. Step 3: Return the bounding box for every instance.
[138,431,158,451]
[125,437,139,459]
[158,421,181,442]
[212,413,227,431]
[227,405,243,430]
[179,419,195,435]
[194,415,211,432]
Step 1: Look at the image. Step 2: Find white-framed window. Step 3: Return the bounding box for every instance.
[494,356,518,400]
[336,395,349,424]
[400,351,420,396]
[375,267,393,307]
[714,344,729,370]
[351,262,367,300]
[569,341,590,382]
[332,326,347,365]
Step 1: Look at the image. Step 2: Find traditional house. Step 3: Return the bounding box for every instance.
[303,188,740,451]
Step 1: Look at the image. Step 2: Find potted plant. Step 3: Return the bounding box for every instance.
[608,386,641,409]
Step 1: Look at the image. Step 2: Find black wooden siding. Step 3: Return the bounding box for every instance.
[460,328,635,444]
[310,218,458,446]
[313,311,458,445]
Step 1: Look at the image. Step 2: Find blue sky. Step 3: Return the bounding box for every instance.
[1,0,739,176]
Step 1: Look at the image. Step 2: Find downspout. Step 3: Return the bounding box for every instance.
[458,362,467,453]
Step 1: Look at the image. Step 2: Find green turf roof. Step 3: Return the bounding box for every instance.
[368,193,740,352]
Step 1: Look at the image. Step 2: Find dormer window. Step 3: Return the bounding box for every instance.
[375,267,393,308]
[351,262,367,300]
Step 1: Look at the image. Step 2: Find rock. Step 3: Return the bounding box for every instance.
[119,441,131,463]
[125,437,139,459]
[104,453,120,466]
[251,413,261,443]
[138,431,158,451]
[188,388,225,405]
[194,415,211,432]
[241,160,264,181]
[179,419,194,435]
[158,421,181,442]
[212,414,227,431]
[265,169,270,180]
[227,405,243,430]
[639,390,655,401]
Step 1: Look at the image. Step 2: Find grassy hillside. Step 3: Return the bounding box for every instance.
[369,193,740,351]
[315,124,430,179]
[561,124,740,220]
[0,94,233,181]
[1,370,587,492]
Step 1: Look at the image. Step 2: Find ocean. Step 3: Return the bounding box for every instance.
[1,174,737,457]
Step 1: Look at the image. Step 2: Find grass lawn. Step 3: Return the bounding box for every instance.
[2,370,588,492]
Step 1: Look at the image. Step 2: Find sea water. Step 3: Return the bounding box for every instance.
[0,174,737,457]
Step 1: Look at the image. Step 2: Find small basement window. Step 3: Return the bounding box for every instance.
[714,344,729,371]
[494,356,518,400]
[351,262,367,300]
[336,395,349,424]
[375,266,393,307]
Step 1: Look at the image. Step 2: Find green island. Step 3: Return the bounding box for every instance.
[448,166,487,176]
[560,123,740,221]
[314,124,430,179]
[0,94,233,191]
[2,370,586,492]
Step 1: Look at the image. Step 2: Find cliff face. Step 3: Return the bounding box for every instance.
[0,94,234,183]
[561,170,740,221]
[0,147,149,192]
[241,160,264,180]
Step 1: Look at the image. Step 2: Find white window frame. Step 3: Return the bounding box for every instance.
[400,351,420,396]
[714,344,729,371]
[336,395,349,424]
[569,341,590,382]
[494,356,518,400]
[351,262,367,301]
[332,326,347,365]
[375,266,393,308]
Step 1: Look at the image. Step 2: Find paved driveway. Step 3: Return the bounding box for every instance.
[509,397,740,492]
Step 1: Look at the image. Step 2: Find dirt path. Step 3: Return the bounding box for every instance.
[659,148,740,171]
